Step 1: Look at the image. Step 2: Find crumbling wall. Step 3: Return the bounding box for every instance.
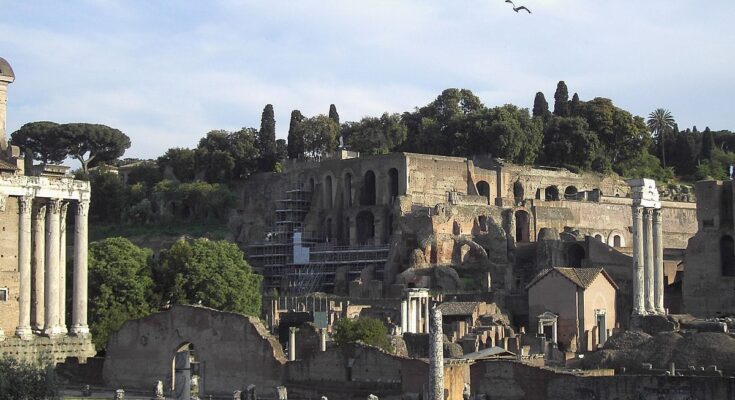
[103,305,286,395]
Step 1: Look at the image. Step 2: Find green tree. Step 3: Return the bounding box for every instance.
[195,128,259,183]
[50,123,131,174]
[158,147,197,182]
[89,168,127,223]
[125,161,162,190]
[9,121,66,164]
[329,104,340,125]
[569,93,581,116]
[701,127,715,160]
[646,108,676,169]
[532,92,549,118]
[333,317,393,352]
[156,239,262,316]
[258,104,277,172]
[581,97,651,168]
[88,237,155,350]
[542,116,602,170]
[553,81,569,117]
[0,358,59,400]
[296,115,339,159]
[468,104,542,164]
[342,113,407,155]
[287,109,305,159]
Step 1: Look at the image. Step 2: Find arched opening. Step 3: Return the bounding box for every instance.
[721,235,735,276]
[362,170,376,206]
[478,215,488,232]
[546,186,560,201]
[356,211,375,245]
[594,234,602,241]
[477,181,490,204]
[172,343,199,395]
[388,168,399,202]
[325,176,333,209]
[613,235,622,247]
[567,244,586,268]
[513,181,524,203]
[564,186,578,201]
[344,173,353,207]
[514,210,530,242]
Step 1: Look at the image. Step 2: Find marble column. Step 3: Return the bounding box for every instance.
[653,208,665,314]
[71,200,90,336]
[58,201,68,333]
[289,327,297,361]
[423,297,430,334]
[643,208,655,314]
[44,198,62,337]
[400,299,408,333]
[631,206,645,315]
[429,306,444,400]
[407,298,415,333]
[32,202,46,331]
[15,196,33,339]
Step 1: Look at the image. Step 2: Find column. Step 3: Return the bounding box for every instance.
[429,306,444,400]
[653,208,665,314]
[58,201,68,333]
[288,327,297,361]
[400,299,408,333]
[44,198,62,337]
[71,200,90,336]
[424,297,430,334]
[32,202,46,332]
[643,208,655,314]
[319,328,327,352]
[15,196,33,339]
[631,206,645,315]
[407,297,415,333]
[551,320,558,344]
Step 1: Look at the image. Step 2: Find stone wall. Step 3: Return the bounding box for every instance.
[0,197,20,335]
[471,360,735,400]
[0,335,95,363]
[103,305,286,396]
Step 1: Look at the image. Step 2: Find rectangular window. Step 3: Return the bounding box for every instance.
[0,288,8,302]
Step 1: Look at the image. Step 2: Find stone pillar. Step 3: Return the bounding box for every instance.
[643,208,655,314]
[71,200,90,336]
[407,297,415,333]
[551,321,557,344]
[400,299,408,333]
[631,206,645,315]
[58,201,68,333]
[429,306,444,400]
[44,198,62,337]
[15,196,33,339]
[320,328,327,352]
[288,327,297,361]
[653,209,665,315]
[32,202,46,331]
[424,297,430,334]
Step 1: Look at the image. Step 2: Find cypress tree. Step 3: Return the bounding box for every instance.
[570,93,581,116]
[329,104,340,125]
[287,109,305,159]
[702,127,715,159]
[258,104,277,171]
[553,81,569,117]
[532,92,549,118]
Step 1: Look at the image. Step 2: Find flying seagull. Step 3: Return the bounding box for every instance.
[505,0,531,14]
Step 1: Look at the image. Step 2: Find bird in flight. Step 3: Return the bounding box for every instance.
[505,0,531,13]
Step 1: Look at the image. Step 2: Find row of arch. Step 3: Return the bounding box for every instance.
[591,232,626,247]
[321,168,400,210]
[323,210,393,245]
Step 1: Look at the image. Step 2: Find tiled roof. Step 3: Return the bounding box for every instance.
[0,159,18,171]
[526,267,618,290]
[437,302,481,316]
[463,346,516,360]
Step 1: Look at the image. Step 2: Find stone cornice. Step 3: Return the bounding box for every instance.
[0,175,90,201]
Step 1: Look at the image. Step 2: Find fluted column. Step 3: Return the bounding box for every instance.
[15,196,33,339]
[400,299,408,333]
[407,297,415,333]
[643,208,655,314]
[44,198,62,337]
[653,209,665,314]
[424,297,430,334]
[429,306,444,400]
[58,201,68,333]
[71,200,90,336]
[31,202,46,332]
[631,206,645,315]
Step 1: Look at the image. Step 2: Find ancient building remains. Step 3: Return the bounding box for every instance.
[0,57,94,360]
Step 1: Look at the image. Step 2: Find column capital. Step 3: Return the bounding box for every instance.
[46,198,63,215]
[32,202,46,221]
[642,207,654,218]
[76,200,90,216]
[652,207,662,222]
[632,205,643,218]
[19,196,33,214]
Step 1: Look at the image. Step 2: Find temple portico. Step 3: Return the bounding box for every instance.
[400,288,431,334]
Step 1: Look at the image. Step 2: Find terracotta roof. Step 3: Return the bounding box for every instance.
[526,267,618,290]
[0,159,18,171]
[437,302,481,316]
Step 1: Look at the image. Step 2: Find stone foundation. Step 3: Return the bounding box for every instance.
[0,335,95,363]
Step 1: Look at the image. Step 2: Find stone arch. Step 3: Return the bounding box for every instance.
[513,181,524,203]
[721,235,735,277]
[607,231,625,247]
[356,210,375,245]
[546,186,560,201]
[344,172,353,207]
[593,234,603,241]
[514,210,530,242]
[564,186,578,201]
[477,181,491,204]
[388,168,399,202]
[324,175,333,209]
[567,243,586,268]
[478,215,488,232]
[362,170,376,206]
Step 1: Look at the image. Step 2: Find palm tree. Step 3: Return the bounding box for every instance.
[647,108,676,169]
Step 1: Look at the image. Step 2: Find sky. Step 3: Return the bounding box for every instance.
[2,0,735,160]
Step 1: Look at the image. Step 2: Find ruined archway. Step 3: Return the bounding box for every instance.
[362,170,376,206]
[514,210,530,242]
[546,186,560,201]
[172,343,198,395]
[513,181,524,203]
[564,186,578,201]
[476,181,490,204]
[567,243,586,268]
[388,168,399,202]
[325,175,333,209]
[356,211,375,245]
